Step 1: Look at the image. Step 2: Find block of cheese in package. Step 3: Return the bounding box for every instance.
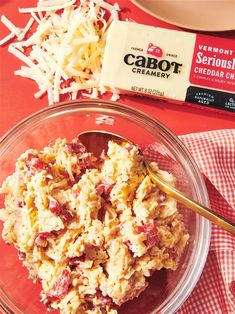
[100,21,235,112]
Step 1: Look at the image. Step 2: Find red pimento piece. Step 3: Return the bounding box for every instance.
[79,155,98,170]
[49,198,74,223]
[96,183,105,196]
[135,223,158,248]
[123,240,133,252]
[60,209,74,223]
[47,269,71,302]
[104,182,115,196]
[18,201,25,208]
[67,179,74,187]
[63,142,87,154]
[18,250,26,260]
[68,256,85,266]
[95,180,115,196]
[49,198,62,216]
[26,153,36,161]
[158,190,166,203]
[96,291,113,306]
[73,155,100,177]
[35,231,51,239]
[45,177,51,184]
[31,158,49,170]
[59,169,74,185]
[97,207,106,221]
[125,143,135,152]
[26,154,51,174]
[60,78,75,89]
[34,232,51,248]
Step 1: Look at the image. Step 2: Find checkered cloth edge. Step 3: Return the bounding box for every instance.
[177,129,235,314]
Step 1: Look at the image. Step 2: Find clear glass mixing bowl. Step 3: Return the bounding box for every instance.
[0,100,210,314]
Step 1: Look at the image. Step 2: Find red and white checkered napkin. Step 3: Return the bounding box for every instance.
[177,129,235,314]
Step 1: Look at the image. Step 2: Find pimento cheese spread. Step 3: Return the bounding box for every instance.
[0,138,189,314]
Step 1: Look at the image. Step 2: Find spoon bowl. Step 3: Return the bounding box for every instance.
[79,130,235,235]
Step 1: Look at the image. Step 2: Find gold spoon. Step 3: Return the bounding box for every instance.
[79,130,235,235]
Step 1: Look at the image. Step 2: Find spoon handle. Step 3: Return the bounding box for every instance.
[146,163,235,235]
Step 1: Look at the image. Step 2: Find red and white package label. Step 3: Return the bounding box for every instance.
[101,21,235,111]
[190,34,235,92]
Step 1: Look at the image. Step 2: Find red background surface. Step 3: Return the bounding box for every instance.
[0,2,234,314]
[0,0,234,138]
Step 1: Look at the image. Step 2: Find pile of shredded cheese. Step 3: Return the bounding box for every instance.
[0,0,120,105]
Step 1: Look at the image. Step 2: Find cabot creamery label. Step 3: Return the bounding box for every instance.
[101,21,235,112]
[190,35,235,91]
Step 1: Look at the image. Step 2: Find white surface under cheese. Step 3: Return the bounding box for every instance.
[101,21,196,101]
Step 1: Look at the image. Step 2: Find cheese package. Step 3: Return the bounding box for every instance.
[100,21,235,112]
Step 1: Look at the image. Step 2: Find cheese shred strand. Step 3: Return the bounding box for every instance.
[0,0,120,104]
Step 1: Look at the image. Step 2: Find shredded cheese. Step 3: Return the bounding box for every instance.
[0,32,15,46]
[0,0,120,105]
[0,14,34,45]
[1,15,22,37]
[19,0,77,13]
[17,17,35,41]
[30,11,43,24]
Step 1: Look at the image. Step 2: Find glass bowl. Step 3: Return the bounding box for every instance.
[0,100,210,314]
